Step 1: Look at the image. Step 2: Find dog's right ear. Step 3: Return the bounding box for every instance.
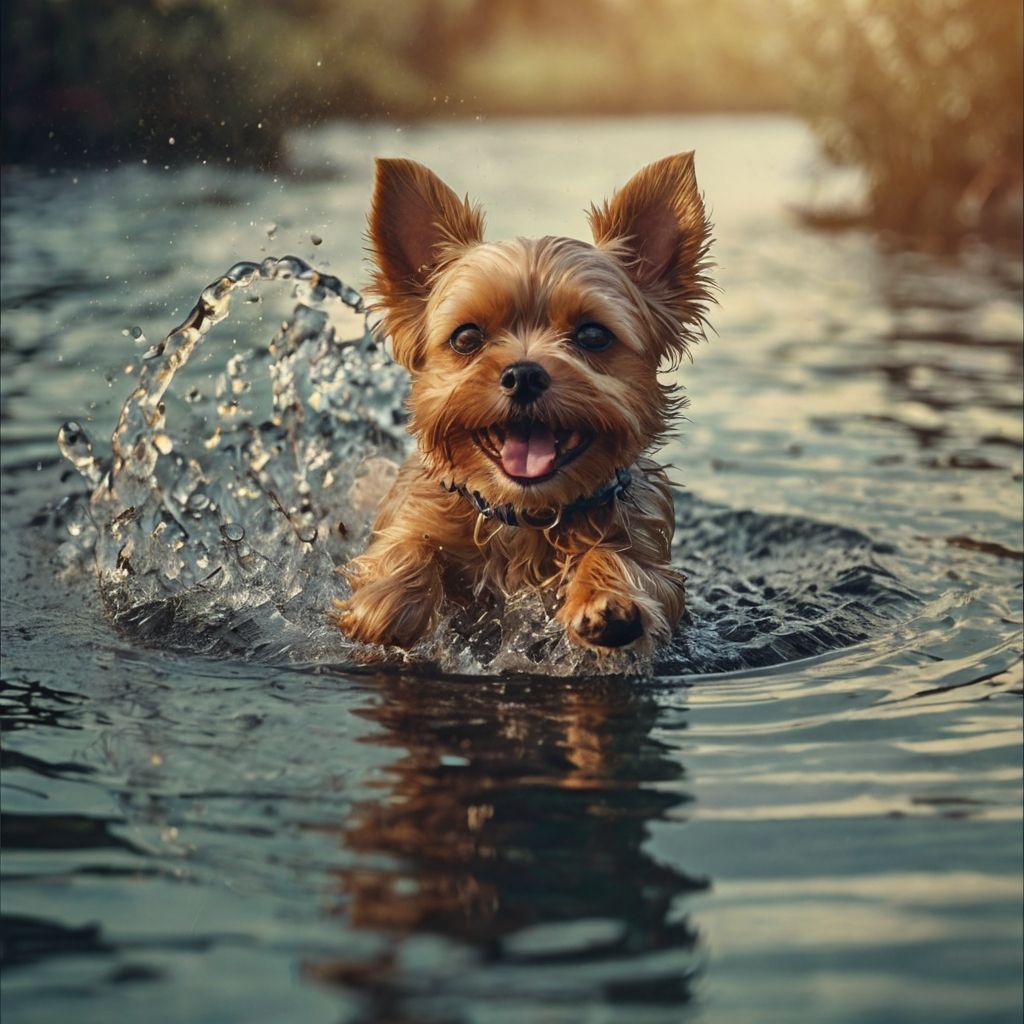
[368,159,484,370]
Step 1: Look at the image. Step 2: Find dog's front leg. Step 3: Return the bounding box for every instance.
[334,529,445,649]
[557,547,685,651]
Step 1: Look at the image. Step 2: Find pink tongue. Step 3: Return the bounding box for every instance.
[500,423,556,479]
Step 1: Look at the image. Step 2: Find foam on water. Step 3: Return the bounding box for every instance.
[56,257,915,676]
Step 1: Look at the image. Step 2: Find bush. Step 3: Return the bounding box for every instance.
[789,0,1023,245]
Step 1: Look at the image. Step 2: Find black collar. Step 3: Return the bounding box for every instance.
[441,468,632,529]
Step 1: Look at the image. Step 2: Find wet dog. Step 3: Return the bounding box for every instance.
[334,154,712,651]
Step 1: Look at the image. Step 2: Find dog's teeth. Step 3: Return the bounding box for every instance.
[480,427,500,454]
[492,425,505,445]
[566,430,581,451]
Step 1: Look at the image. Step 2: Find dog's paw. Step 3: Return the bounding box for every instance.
[560,591,646,650]
[332,581,436,650]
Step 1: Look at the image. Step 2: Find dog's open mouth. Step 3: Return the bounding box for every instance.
[472,422,594,484]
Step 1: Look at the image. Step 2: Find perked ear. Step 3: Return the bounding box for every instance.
[588,153,713,350]
[368,159,484,370]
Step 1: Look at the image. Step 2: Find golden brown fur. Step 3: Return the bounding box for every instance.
[334,154,713,651]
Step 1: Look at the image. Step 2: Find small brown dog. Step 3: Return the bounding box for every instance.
[334,154,712,652]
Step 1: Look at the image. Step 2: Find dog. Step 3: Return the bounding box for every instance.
[334,154,712,651]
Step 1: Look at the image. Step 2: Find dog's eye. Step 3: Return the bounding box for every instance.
[573,323,614,352]
[449,323,485,355]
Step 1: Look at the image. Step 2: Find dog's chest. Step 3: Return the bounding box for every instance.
[459,523,567,595]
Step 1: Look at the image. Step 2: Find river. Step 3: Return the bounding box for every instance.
[2,115,1021,1024]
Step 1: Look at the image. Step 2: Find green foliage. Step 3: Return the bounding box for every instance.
[2,0,460,165]
[1,0,789,167]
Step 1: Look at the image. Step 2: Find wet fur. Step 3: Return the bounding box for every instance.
[334,154,712,651]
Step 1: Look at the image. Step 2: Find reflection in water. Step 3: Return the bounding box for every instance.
[307,675,705,1018]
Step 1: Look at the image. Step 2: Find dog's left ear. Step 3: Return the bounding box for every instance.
[589,153,712,356]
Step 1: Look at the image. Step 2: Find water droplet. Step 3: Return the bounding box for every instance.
[220,522,245,543]
[168,137,176,146]
[296,526,318,544]
[65,501,92,538]
[265,222,278,239]
[310,234,323,246]
[58,420,104,486]
[59,419,85,446]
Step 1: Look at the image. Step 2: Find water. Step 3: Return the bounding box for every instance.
[2,116,1022,1023]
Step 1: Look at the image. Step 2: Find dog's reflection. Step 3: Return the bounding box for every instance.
[306,674,706,1015]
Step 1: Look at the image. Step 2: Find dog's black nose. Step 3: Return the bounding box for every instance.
[500,362,550,405]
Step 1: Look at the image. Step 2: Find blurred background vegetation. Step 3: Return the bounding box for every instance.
[2,0,1021,245]
[790,0,1022,245]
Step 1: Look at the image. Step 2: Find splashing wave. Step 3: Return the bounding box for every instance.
[56,257,915,675]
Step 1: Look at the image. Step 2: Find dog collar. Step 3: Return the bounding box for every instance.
[440,468,632,529]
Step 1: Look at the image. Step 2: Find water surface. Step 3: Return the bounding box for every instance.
[2,116,1022,1024]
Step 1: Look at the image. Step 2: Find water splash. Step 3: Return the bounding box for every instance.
[57,256,915,674]
[58,255,409,663]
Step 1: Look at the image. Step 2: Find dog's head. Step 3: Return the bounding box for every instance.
[366,155,712,511]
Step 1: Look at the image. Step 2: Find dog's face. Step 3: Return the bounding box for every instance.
[367,156,712,511]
